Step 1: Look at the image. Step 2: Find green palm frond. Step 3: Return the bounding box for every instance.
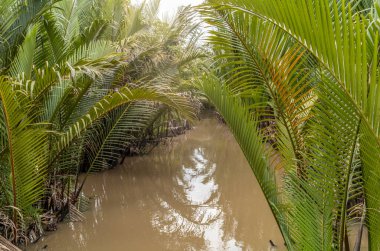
[200,0,380,249]
[54,0,92,43]
[85,102,157,173]
[70,102,161,196]
[284,76,363,249]
[8,24,39,79]
[55,85,195,161]
[199,5,315,173]
[0,76,48,223]
[54,137,85,175]
[212,0,380,142]
[40,12,69,65]
[0,0,56,70]
[196,74,291,246]
[0,0,203,244]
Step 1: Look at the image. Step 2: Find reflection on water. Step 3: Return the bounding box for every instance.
[30,118,284,251]
[151,147,242,250]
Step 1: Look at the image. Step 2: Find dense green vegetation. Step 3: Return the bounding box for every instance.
[0,0,203,246]
[198,0,380,250]
[1,0,380,250]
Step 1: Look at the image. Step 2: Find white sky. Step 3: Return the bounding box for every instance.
[132,0,204,19]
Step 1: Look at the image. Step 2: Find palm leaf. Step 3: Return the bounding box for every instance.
[54,85,195,163]
[202,0,380,248]
[196,74,292,247]
[8,23,39,79]
[0,76,48,223]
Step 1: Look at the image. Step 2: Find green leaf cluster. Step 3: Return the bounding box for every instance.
[0,0,203,243]
[198,0,380,249]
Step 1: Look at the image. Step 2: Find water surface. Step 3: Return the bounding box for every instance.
[30,118,284,251]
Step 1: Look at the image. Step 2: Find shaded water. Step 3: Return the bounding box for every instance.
[30,118,284,251]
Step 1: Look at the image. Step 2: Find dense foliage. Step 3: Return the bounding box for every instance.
[2,0,380,250]
[198,0,380,250]
[0,0,203,246]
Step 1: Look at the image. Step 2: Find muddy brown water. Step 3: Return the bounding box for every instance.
[30,118,286,251]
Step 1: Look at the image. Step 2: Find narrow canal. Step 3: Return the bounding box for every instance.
[30,117,284,251]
